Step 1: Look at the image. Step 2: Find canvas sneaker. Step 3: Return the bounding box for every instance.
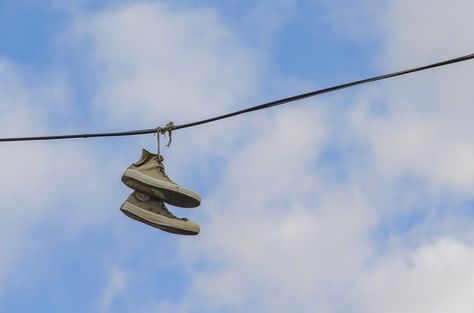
[120,191,200,235]
[122,149,201,208]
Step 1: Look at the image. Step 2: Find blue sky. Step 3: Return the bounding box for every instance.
[1,1,474,312]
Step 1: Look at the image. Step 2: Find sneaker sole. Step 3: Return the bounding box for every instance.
[120,200,200,235]
[122,169,201,208]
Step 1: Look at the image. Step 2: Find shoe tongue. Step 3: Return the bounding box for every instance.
[133,149,152,166]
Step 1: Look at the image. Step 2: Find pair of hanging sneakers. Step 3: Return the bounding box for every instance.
[120,149,201,235]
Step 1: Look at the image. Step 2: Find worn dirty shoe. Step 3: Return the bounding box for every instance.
[122,149,201,208]
[120,191,200,235]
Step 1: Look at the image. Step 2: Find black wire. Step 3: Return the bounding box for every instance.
[0,128,158,142]
[1,52,474,142]
[175,52,474,130]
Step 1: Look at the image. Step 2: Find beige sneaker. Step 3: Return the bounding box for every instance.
[122,149,201,208]
[120,191,200,235]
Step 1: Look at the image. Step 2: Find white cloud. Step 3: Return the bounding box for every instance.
[173,0,474,311]
[351,0,474,194]
[1,0,471,311]
[67,1,259,128]
[171,105,377,312]
[383,0,474,66]
[346,0,474,311]
[95,266,127,312]
[64,3,380,311]
[0,58,120,289]
[356,239,474,313]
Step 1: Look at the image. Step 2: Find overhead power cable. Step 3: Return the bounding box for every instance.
[1,52,474,143]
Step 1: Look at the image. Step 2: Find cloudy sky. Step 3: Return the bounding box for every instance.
[1,0,474,312]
